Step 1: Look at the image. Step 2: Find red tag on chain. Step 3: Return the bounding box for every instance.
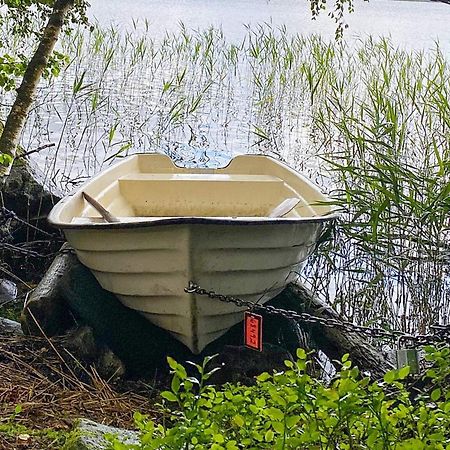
[244,311,263,352]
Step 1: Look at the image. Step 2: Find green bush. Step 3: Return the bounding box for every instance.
[109,347,449,449]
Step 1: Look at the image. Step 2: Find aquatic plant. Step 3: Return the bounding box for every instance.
[1,22,448,339]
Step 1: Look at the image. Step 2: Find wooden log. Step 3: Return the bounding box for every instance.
[21,243,75,336]
[277,283,395,378]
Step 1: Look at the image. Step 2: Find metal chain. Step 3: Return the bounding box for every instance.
[185,282,450,347]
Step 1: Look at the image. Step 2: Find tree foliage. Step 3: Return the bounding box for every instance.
[0,0,88,91]
[309,0,368,38]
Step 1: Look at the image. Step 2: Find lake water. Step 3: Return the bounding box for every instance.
[11,0,450,189]
[89,0,450,53]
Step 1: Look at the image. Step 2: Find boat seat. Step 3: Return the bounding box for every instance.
[116,172,296,217]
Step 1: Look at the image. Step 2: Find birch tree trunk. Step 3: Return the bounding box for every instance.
[0,0,74,183]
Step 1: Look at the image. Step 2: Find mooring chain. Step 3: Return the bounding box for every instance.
[185,282,450,346]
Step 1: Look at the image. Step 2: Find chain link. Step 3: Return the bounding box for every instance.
[185,282,450,347]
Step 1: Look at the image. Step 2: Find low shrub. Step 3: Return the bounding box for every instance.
[109,347,450,449]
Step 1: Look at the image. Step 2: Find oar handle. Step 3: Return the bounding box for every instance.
[82,192,120,223]
[268,198,300,218]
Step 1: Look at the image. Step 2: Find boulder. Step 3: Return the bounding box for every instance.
[64,419,138,450]
[0,278,17,304]
[1,158,62,281]
[0,317,23,334]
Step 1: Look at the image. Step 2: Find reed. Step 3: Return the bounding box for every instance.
[304,38,450,335]
[1,22,448,337]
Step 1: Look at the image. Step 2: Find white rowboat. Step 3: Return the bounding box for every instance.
[48,154,337,353]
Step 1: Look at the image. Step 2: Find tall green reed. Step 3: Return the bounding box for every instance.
[305,38,450,335]
[1,21,448,338]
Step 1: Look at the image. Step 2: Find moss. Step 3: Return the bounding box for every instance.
[0,421,79,449]
[0,302,22,321]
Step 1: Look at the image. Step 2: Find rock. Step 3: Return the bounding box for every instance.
[0,317,23,334]
[1,159,62,282]
[62,325,99,359]
[0,278,17,304]
[96,347,126,380]
[2,159,60,235]
[208,344,293,385]
[61,326,126,380]
[64,418,139,450]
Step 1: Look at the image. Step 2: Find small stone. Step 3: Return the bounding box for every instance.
[0,317,23,334]
[0,278,17,305]
[65,418,139,450]
[63,326,99,360]
[17,433,31,442]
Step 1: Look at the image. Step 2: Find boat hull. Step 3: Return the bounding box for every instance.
[65,221,323,354]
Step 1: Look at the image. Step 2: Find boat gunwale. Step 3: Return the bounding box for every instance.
[49,213,339,230]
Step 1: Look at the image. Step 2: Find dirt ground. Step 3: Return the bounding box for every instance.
[0,331,158,449]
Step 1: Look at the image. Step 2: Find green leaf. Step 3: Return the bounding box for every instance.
[384,370,397,383]
[0,153,13,166]
[214,434,225,443]
[161,391,178,402]
[265,430,274,442]
[272,421,284,433]
[266,407,284,421]
[257,372,271,382]
[398,366,410,379]
[255,398,266,408]
[167,356,178,370]
[286,415,300,428]
[233,415,245,427]
[367,430,378,447]
[431,388,441,401]
[171,375,180,393]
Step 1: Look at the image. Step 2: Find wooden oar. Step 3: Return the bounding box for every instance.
[82,192,120,223]
[268,198,300,218]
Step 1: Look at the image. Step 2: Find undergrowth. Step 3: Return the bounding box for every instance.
[0,407,77,449]
[0,302,22,322]
[108,346,450,449]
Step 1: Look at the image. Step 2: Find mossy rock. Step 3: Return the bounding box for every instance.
[63,419,138,450]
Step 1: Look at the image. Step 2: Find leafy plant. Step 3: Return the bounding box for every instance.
[108,347,450,449]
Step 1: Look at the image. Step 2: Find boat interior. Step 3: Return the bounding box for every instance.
[51,154,334,225]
